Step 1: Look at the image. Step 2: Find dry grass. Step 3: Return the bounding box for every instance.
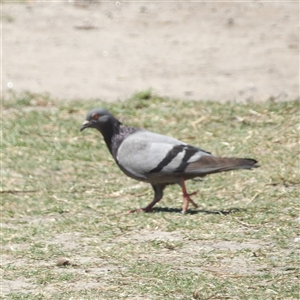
[1,91,299,299]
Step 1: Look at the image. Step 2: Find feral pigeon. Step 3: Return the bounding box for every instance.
[80,108,258,213]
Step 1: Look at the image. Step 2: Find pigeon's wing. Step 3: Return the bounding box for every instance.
[116,130,211,180]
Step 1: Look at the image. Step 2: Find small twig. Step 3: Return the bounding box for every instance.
[202,267,251,278]
[245,192,259,204]
[234,217,258,228]
[1,190,39,194]
[204,293,217,300]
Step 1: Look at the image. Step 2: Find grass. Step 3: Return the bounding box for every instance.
[1,91,299,299]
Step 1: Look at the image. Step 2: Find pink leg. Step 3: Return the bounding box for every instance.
[128,184,165,213]
[180,178,198,214]
[128,196,162,213]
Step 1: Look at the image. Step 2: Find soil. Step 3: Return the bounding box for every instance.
[1,1,299,296]
[2,1,299,102]
[1,228,269,296]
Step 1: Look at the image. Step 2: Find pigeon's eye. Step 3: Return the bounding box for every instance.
[92,114,99,120]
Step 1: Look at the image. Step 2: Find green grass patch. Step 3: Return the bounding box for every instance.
[1,91,299,299]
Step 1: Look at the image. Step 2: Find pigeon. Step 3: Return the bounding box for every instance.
[80,108,258,213]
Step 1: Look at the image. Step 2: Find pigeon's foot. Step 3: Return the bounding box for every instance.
[180,178,199,213]
[128,195,163,214]
[128,208,144,213]
[187,191,199,208]
[182,193,199,214]
[128,207,151,213]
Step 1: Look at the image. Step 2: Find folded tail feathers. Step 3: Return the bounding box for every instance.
[185,156,259,175]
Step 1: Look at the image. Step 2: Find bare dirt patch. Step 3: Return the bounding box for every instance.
[3,1,299,102]
[1,279,37,296]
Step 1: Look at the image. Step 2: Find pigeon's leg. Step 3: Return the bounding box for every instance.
[180,178,198,214]
[129,184,165,213]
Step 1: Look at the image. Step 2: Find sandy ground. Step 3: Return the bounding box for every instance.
[1,3,299,296]
[2,1,299,102]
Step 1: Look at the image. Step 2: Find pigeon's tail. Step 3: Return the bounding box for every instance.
[185,156,259,176]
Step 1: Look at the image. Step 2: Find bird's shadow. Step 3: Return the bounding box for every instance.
[149,206,245,215]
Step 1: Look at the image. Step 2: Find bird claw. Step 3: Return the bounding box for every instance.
[128,208,142,214]
[187,191,199,208]
[128,207,150,214]
[182,190,199,213]
[187,190,198,197]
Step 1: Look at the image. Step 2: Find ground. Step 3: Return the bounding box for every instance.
[2,97,299,299]
[2,1,299,102]
[1,1,299,299]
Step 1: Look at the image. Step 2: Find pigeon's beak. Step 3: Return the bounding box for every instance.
[80,120,90,131]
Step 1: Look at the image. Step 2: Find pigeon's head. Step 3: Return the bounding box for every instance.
[80,108,121,132]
